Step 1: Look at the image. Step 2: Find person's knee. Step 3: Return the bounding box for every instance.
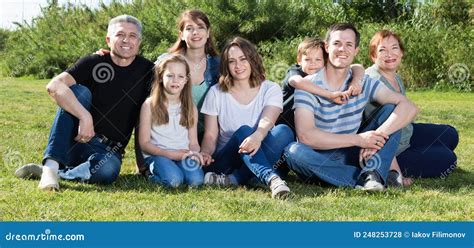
[147,157,163,174]
[284,142,295,156]
[162,175,184,188]
[70,84,92,109]
[273,124,295,143]
[439,151,457,177]
[283,142,306,165]
[89,154,121,185]
[418,150,457,178]
[187,172,204,187]
[445,125,459,149]
[181,160,204,186]
[284,142,305,155]
[375,104,396,122]
[389,129,401,142]
[149,157,184,188]
[380,104,396,113]
[234,125,254,140]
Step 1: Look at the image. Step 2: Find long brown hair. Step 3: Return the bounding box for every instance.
[150,54,194,128]
[169,9,218,56]
[219,37,265,92]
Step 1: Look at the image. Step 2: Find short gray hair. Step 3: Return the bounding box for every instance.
[107,15,142,39]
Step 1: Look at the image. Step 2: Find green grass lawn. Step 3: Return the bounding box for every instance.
[0,77,472,221]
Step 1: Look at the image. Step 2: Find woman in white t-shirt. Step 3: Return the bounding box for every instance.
[200,37,294,199]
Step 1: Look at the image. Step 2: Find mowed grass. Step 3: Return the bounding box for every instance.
[0,77,472,221]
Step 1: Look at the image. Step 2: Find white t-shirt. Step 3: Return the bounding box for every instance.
[143,103,189,158]
[201,80,283,152]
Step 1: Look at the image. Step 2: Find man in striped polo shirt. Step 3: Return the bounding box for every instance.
[284,23,418,191]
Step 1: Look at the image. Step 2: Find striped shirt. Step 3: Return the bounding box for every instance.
[294,69,381,134]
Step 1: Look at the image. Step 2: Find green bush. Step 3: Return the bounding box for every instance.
[1,0,472,91]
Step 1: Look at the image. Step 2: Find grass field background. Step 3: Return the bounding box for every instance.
[0,77,472,221]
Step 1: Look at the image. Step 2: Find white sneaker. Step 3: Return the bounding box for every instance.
[204,172,232,186]
[38,166,59,191]
[269,176,290,199]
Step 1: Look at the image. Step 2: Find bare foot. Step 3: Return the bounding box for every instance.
[402,177,414,187]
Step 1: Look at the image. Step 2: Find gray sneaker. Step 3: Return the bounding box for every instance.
[204,172,232,186]
[15,163,43,179]
[269,176,290,199]
[387,170,403,187]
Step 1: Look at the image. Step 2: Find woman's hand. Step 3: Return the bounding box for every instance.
[200,152,214,166]
[238,133,263,156]
[185,151,204,165]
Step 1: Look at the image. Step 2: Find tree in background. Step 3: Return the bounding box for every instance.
[1,0,472,91]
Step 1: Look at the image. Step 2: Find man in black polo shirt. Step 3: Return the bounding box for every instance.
[15,15,154,190]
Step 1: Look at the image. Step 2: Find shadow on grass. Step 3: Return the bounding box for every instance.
[56,167,472,197]
[60,174,229,195]
[60,174,178,194]
[408,167,474,191]
[283,168,474,199]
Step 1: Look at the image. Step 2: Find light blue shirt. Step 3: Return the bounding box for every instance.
[294,68,381,134]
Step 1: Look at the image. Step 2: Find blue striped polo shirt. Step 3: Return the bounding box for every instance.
[294,69,381,134]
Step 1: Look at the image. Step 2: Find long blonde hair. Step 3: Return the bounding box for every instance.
[150,54,194,128]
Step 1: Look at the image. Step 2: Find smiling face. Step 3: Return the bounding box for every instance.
[227,45,252,83]
[325,29,359,69]
[373,36,404,72]
[179,18,210,50]
[106,22,141,60]
[299,47,325,75]
[162,62,188,96]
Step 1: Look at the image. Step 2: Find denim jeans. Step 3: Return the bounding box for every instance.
[145,156,204,188]
[285,104,401,187]
[42,84,122,185]
[204,124,295,185]
[397,123,458,178]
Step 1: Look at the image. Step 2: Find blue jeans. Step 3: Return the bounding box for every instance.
[205,124,295,185]
[285,104,401,187]
[398,123,458,178]
[42,84,122,185]
[145,156,204,188]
